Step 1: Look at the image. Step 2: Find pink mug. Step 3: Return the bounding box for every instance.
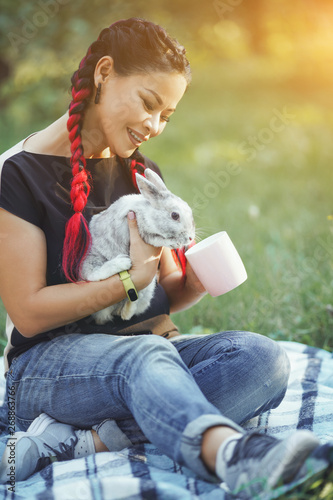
[185,231,247,297]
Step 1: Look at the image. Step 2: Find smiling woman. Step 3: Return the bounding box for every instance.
[0,17,327,498]
[92,69,186,156]
[20,19,191,283]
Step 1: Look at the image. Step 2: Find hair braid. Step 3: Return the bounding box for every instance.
[62,41,108,282]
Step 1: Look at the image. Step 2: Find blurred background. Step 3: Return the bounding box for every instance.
[0,0,332,351]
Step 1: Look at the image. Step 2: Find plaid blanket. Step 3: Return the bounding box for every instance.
[0,340,332,499]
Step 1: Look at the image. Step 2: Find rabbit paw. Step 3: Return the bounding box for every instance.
[121,301,136,320]
[133,280,156,315]
[88,255,131,281]
[93,307,114,325]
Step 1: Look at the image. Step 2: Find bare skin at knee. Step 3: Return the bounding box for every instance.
[93,425,239,468]
[91,430,109,452]
[201,426,239,472]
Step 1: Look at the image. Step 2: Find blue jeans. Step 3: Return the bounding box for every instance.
[5,331,290,481]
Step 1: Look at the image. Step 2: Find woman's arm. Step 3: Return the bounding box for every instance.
[0,209,161,337]
[159,247,207,314]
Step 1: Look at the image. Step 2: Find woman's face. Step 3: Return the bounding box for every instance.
[91,63,187,158]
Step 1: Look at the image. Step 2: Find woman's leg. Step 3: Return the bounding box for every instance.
[91,328,319,495]
[114,330,290,442]
[3,332,323,494]
[6,333,242,481]
[171,331,291,424]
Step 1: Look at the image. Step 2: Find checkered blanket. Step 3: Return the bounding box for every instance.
[0,340,332,499]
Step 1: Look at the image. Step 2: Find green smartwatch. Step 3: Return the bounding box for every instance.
[119,270,138,302]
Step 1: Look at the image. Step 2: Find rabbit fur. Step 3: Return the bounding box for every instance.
[81,168,195,324]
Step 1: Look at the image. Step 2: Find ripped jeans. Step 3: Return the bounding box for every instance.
[5,331,290,481]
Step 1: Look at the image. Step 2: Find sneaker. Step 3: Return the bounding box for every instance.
[218,430,320,498]
[0,413,80,482]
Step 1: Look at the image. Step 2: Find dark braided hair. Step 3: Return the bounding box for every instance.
[63,18,191,282]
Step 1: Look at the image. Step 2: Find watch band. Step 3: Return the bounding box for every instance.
[118,270,138,302]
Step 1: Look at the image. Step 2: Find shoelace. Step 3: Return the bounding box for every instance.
[226,432,279,467]
[32,454,53,475]
[44,435,79,461]
[32,435,79,475]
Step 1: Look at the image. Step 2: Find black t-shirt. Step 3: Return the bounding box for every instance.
[0,139,174,370]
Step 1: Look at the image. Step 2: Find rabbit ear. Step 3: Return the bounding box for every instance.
[136,173,164,203]
[143,169,168,192]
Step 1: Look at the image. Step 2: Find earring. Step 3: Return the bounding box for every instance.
[94,83,101,104]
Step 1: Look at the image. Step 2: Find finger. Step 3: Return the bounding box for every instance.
[127,211,140,241]
[127,210,137,225]
[127,211,162,258]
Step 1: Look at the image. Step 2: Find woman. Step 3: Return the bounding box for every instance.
[0,18,321,498]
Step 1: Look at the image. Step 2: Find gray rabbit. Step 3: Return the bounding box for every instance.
[81,168,195,324]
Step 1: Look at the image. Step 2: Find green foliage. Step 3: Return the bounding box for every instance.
[1,0,333,143]
[286,468,333,499]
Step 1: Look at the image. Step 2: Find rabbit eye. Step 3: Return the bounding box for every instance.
[171,212,180,221]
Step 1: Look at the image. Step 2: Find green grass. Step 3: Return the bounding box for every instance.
[139,59,333,351]
[0,57,332,498]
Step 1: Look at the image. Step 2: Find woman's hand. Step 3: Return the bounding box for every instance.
[127,211,162,290]
[158,248,207,314]
[184,260,207,294]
